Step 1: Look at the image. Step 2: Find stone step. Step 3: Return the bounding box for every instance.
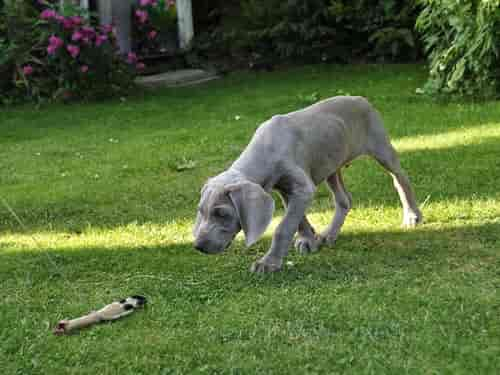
[135,69,219,88]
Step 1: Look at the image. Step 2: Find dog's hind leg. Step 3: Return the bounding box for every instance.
[320,170,352,246]
[367,111,422,226]
[372,145,422,226]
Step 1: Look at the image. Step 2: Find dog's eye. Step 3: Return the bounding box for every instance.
[213,207,228,218]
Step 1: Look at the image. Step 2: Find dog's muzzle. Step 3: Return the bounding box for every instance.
[194,238,232,254]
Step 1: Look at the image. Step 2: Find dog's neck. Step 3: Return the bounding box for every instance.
[211,168,247,186]
[213,168,275,194]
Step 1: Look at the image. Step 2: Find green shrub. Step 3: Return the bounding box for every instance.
[0,0,44,103]
[239,0,337,61]
[329,0,420,61]
[193,0,421,65]
[416,0,500,98]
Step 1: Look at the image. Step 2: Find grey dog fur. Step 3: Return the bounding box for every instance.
[193,96,422,272]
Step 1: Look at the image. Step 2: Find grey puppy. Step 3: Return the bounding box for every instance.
[193,96,422,272]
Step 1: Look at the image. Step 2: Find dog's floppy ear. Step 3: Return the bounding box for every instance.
[193,183,212,237]
[226,181,275,247]
[192,211,202,237]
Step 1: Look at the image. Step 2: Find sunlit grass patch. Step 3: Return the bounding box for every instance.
[394,122,500,152]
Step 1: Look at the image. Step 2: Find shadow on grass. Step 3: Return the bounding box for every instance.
[2,222,498,298]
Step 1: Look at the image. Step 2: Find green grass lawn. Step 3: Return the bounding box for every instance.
[1,64,499,374]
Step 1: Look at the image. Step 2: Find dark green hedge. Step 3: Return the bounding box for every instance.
[193,0,422,66]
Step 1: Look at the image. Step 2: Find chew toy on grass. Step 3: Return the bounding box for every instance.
[53,295,147,335]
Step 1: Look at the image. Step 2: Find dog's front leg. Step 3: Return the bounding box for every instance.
[251,189,313,273]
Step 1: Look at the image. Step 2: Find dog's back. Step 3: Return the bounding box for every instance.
[241,96,379,182]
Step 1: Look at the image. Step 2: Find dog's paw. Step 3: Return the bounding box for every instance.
[295,235,321,255]
[318,233,338,247]
[250,257,282,273]
[403,210,423,227]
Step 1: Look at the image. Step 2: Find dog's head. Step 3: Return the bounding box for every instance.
[193,180,275,254]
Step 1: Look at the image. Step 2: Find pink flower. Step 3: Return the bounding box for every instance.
[80,65,89,73]
[95,34,108,46]
[47,44,57,55]
[55,14,65,23]
[62,18,74,29]
[40,9,57,20]
[148,30,158,39]
[78,26,96,45]
[70,16,83,26]
[141,0,158,6]
[136,62,145,70]
[100,24,114,34]
[66,44,80,58]
[82,26,95,34]
[81,27,95,38]
[135,9,148,24]
[49,35,64,47]
[127,52,138,64]
[23,65,34,76]
[47,35,64,54]
[72,31,83,41]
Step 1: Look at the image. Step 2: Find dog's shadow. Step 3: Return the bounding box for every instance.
[2,222,497,298]
[231,221,499,288]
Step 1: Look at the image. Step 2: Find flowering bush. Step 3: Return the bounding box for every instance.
[1,1,140,103]
[132,0,177,56]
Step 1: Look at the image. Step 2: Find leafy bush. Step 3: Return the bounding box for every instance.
[329,0,420,61]
[193,0,421,65]
[1,0,138,104]
[239,0,336,61]
[416,0,500,98]
[0,0,44,102]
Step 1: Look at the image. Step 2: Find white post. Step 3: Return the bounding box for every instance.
[80,0,89,10]
[97,0,112,25]
[111,0,135,53]
[97,0,133,53]
[176,0,194,50]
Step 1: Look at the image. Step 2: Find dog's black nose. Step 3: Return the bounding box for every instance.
[194,239,207,253]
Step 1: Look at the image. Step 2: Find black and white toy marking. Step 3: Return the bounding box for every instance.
[54,295,147,335]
